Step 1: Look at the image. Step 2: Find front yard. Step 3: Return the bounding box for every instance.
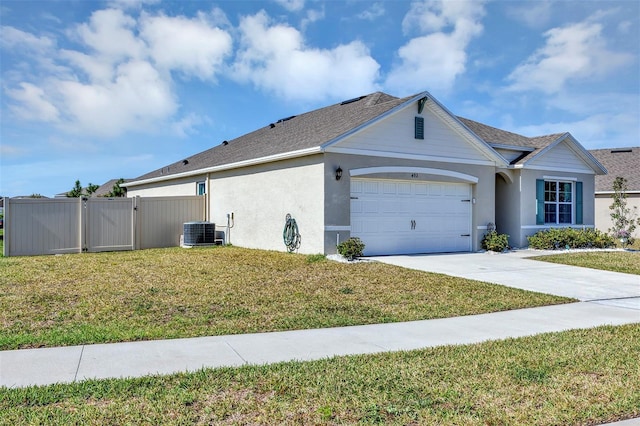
[0,246,570,350]
[2,324,638,425]
[531,250,640,275]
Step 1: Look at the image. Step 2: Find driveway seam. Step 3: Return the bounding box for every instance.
[224,340,248,365]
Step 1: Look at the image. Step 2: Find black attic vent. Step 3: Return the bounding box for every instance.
[340,95,366,105]
[182,159,189,165]
[222,140,228,146]
[270,123,276,128]
[611,149,632,153]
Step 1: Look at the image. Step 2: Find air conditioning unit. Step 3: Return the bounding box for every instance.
[183,221,216,246]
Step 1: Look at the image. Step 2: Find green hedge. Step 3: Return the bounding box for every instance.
[527,228,615,250]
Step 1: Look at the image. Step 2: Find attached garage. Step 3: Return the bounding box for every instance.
[350,178,472,255]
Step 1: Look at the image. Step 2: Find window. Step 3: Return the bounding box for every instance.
[536,179,582,225]
[196,181,206,195]
[544,181,572,224]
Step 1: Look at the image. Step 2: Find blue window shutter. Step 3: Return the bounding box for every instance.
[415,117,424,140]
[536,179,545,225]
[575,181,583,224]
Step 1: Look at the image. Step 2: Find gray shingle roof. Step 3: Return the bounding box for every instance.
[130,91,594,184]
[132,92,413,182]
[457,117,566,165]
[589,147,640,192]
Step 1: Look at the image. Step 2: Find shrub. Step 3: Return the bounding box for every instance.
[482,231,510,252]
[527,228,615,250]
[337,237,365,260]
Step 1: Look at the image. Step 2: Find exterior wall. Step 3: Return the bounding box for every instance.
[527,141,594,173]
[126,175,207,198]
[515,168,597,247]
[323,153,496,254]
[209,155,325,254]
[595,193,640,239]
[336,102,491,163]
[495,171,521,245]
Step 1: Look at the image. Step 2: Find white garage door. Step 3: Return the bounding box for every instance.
[351,178,472,256]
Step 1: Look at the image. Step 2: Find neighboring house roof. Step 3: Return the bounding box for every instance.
[93,179,129,197]
[589,147,640,193]
[127,91,604,187]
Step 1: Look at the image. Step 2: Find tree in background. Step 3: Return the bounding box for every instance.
[86,183,99,196]
[609,176,638,247]
[67,180,84,198]
[107,179,126,197]
[29,194,44,198]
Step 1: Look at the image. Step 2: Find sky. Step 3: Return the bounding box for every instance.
[1,0,638,198]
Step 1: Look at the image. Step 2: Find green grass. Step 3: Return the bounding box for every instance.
[1,324,638,425]
[530,251,640,275]
[0,246,571,350]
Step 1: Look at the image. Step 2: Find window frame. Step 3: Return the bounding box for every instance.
[196,181,206,196]
[543,180,573,225]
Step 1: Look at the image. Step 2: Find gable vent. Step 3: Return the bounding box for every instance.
[611,149,632,153]
[415,116,425,140]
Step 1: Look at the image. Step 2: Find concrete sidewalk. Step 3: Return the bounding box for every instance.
[1,301,638,388]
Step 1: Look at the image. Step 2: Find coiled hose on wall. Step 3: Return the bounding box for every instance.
[283,214,301,252]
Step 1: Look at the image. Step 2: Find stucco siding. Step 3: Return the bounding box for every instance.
[495,171,521,246]
[528,141,594,173]
[595,193,640,238]
[515,169,596,247]
[334,104,491,164]
[323,153,496,253]
[209,155,325,254]
[126,175,206,198]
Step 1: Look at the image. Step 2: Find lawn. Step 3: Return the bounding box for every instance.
[530,250,640,275]
[0,246,570,350]
[1,324,638,425]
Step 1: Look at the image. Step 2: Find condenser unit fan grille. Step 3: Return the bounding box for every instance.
[183,222,216,246]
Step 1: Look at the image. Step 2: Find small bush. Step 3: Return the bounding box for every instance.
[527,228,615,250]
[337,237,365,260]
[482,231,510,252]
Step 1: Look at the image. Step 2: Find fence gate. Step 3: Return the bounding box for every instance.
[84,198,135,252]
[3,196,204,256]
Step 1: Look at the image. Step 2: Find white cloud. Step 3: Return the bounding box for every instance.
[71,8,145,61]
[386,0,486,94]
[107,0,160,10]
[273,0,305,12]
[301,7,325,31]
[6,82,59,122]
[506,0,552,29]
[357,3,385,21]
[0,25,55,51]
[140,12,232,79]
[171,113,208,138]
[232,11,380,101]
[506,21,633,94]
[2,7,235,138]
[54,60,177,137]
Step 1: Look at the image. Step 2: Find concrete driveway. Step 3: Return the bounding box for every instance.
[370,250,640,310]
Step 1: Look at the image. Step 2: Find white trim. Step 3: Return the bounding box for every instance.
[349,166,479,183]
[513,164,595,174]
[325,225,351,231]
[328,146,494,167]
[124,147,322,187]
[521,224,595,229]
[476,225,488,230]
[543,175,577,181]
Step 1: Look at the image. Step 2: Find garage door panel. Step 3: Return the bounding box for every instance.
[351,178,471,255]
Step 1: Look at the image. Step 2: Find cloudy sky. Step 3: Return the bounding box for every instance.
[1,0,638,197]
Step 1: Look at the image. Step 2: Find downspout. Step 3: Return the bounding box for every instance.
[205,173,211,222]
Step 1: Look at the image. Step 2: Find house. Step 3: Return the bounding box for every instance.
[54,179,129,198]
[589,147,640,239]
[124,91,606,255]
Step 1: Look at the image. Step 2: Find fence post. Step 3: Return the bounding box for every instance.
[134,196,141,250]
[3,197,8,257]
[80,197,87,252]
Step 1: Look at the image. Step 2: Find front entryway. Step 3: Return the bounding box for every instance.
[350,178,472,255]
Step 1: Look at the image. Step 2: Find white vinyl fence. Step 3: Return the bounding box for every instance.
[2,196,204,256]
